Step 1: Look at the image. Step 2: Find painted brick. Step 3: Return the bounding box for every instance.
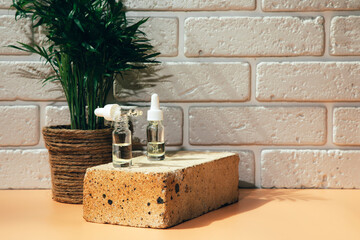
[124,0,255,11]
[261,150,360,188]
[262,0,360,11]
[132,106,183,146]
[45,106,70,126]
[237,150,255,188]
[185,17,324,57]
[189,107,326,145]
[0,16,32,55]
[333,107,360,146]
[0,106,39,146]
[140,18,178,57]
[257,62,360,102]
[115,62,250,102]
[0,149,50,189]
[0,0,12,9]
[44,105,183,146]
[0,62,64,101]
[330,16,360,56]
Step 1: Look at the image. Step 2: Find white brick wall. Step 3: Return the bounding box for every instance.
[0,0,12,9]
[0,16,32,55]
[237,151,255,188]
[2,0,360,189]
[45,106,71,126]
[115,62,250,102]
[0,150,51,188]
[333,107,360,146]
[189,107,326,145]
[261,150,360,188]
[0,62,64,100]
[330,16,360,56]
[262,0,360,12]
[140,18,179,57]
[0,106,39,146]
[256,62,360,102]
[124,0,255,11]
[185,17,324,57]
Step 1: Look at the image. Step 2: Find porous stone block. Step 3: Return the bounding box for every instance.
[83,151,239,228]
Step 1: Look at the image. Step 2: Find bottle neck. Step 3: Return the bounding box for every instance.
[114,115,129,130]
[148,120,162,125]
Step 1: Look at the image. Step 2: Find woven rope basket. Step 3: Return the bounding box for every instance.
[42,125,112,204]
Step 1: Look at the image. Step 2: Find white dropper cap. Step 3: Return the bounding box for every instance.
[147,94,163,121]
[94,104,121,121]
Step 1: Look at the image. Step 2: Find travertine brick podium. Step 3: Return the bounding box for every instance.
[83,151,239,228]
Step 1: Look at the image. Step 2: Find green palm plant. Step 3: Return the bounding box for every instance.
[10,0,160,130]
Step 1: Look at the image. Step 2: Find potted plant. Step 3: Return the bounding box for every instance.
[10,0,160,204]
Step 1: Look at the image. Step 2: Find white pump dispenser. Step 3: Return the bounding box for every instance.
[147,94,163,121]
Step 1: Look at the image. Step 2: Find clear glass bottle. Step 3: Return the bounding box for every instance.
[147,120,165,160]
[147,94,165,161]
[112,115,132,167]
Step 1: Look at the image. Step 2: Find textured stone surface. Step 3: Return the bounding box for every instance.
[0,62,64,101]
[140,18,178,57]
[0,0,12,9]
[189,107,326,145]
[0,149,50,189]
[261,150,360,188]
[333,107,360,146]
[185,17,324,57]
[237,151,255,187]
[257,62,360,102]
[0,106,39,146]
[83,151,239,228]
[330,16,360,56]
[45,106,70,126]
[262,0,360,11]
[124,0,255,10]
[115,62,250,102]
[132,107,183,146]
[0,16,32,55]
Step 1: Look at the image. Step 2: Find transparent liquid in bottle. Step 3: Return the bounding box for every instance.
[112,143,132,167]
[147,141,165,160]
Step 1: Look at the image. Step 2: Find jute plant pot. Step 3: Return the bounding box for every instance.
[42,125,112,204]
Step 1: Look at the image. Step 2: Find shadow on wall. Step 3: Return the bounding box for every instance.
[171,189,325,230]
[115,64,172,98]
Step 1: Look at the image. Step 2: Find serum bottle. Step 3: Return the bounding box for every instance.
[112,114,132,167]
[147,94,165,161]
[94,104,138,167]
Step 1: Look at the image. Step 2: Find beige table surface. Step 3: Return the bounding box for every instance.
[1,189,359,240]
